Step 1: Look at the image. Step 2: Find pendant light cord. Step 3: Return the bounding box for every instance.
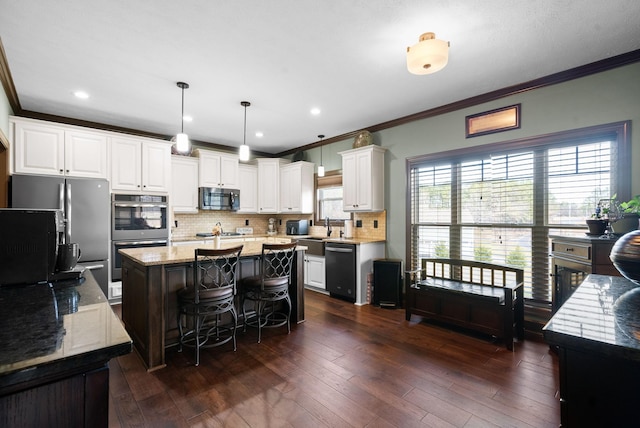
[318,134,325,164]
[181,86,185,133]
[243,104,247,145]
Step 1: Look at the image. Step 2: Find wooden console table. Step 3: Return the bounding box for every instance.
[550,235,620,313]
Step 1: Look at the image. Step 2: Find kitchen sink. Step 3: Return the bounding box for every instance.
[296,238,325,256]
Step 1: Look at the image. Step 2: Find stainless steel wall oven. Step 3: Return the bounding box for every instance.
[111,194,169,281]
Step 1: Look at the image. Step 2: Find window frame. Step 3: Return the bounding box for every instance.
[405,121,631,310]
[314,169,353,226]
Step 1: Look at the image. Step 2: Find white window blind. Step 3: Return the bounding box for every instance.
[408,123,629,307]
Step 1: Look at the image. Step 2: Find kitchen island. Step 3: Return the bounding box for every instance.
[119,240,306,371]
[0,271,132,428]
[543,274,640,426]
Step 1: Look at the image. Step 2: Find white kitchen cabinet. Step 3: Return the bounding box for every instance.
[198,149,239,189]
[111,137,171,193]
[257,158,289,214]
[304,254,326,290]
[280,161,315,213]
[12,117,108,179]
[340,145,386,212]
[170,156,199,213]
[238,163,258,213]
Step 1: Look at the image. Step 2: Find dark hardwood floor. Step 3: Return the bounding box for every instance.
[108,290,560,427]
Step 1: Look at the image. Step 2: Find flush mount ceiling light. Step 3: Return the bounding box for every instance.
[317,134,325,177]
[406,32,449,75]
[175,81,190,154]
[239,101,251,162]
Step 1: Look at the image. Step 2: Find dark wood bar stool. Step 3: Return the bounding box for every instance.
[241,242,297,343]
[177,245,243,366]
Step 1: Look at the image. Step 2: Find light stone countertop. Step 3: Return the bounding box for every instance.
[120,240,307,266]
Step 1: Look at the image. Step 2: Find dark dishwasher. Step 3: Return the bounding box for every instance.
[325,242,356,302]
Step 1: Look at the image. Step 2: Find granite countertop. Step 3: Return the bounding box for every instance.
[543,274,640,362]
[295,235,386,245]
[170,234,293,243]
[549,233,620,243]
[121,240,307,266]
[170,234,386,245]
[0,271,132,393]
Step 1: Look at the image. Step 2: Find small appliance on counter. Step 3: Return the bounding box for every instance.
[286,219,309,235]
[268,218,277,235]
[0,209,86,286]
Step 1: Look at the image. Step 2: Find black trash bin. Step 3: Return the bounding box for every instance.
[373,259,403,308]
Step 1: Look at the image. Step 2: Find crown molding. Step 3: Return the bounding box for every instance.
[278,48,640,157]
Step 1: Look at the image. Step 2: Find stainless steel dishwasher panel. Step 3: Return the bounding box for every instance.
[325,243,356,302]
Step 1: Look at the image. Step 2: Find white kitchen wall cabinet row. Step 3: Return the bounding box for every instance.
[10,116,172,193]
[111,137,171,193]
[280,161,315,214]
[238,163,258,213]
[196,149,239,189]
[257,158,290,214]
[340,145,386,212]
[170,156,199,213]
[12,118,109,179]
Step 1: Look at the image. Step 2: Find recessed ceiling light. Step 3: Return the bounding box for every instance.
[255,131,264,138]
[73,90,89,99]
[310,107,321,116]
[183,115,193,122]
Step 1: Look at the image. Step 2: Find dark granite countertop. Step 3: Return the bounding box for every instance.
[543,274,640,361]
[0,271,132,394]
[549,233,620,242]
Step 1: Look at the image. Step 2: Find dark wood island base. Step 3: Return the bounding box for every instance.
[120,241,305,371]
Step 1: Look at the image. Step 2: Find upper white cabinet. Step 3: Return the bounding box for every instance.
[111,137,171,193]
[170,156,199,213]
[12,118,108,179]
[257,158,289,214]
[280,161,314,213]
[197,149,239,189]
[238,163,258,213]
[340,145,386,212]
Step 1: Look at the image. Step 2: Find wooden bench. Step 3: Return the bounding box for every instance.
[405,258,524,350]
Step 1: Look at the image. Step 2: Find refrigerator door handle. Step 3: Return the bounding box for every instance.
[64,182,72,244]
[58,182,65,211]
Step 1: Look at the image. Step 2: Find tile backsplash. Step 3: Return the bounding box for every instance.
[172,210,386,241]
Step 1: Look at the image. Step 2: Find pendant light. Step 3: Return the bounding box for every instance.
[239,101,251,162]
[317,134,325,177]
[175,81,190,154]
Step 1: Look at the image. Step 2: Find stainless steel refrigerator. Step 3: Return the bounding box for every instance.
[11,174,110,297]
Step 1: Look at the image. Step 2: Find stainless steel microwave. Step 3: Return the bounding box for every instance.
[199,188,240,211]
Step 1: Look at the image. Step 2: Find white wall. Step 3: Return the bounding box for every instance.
[305,63,640,260]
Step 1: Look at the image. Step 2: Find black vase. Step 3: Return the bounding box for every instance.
[610,230,640,285]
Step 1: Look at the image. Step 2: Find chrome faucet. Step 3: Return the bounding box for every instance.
[325,217,332,237]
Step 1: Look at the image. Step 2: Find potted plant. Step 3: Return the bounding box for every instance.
[611,195,640,235]
[586,199,609,235]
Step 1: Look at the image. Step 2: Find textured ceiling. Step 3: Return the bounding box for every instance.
[1,1,639,155]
